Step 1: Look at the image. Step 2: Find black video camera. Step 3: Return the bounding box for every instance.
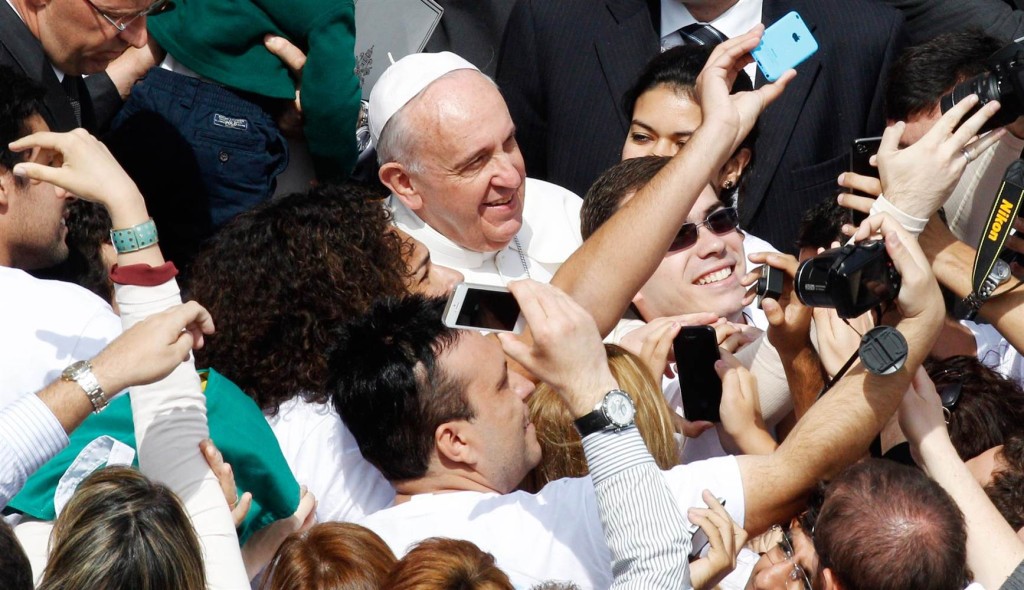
[940,40,1024,134]
[795,240,901,319]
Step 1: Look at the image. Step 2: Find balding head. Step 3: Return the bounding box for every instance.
[815,460,969,590]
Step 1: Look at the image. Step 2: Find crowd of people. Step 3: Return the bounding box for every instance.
[3,0,1024,588]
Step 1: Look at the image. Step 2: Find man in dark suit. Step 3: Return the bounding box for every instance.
[497,0,905,251]
[881,0,1023,45]
[0,0,156,133]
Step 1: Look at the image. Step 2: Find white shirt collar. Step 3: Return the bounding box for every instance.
[387,195,496,270]
[660,0,763,40]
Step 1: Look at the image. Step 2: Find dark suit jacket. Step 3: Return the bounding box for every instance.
[426,0,518,76]
[497,0,906,250]
[0,1,120,133]
[881,0,1024,45]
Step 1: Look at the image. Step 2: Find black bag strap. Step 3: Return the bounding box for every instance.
[970,159,1024,295]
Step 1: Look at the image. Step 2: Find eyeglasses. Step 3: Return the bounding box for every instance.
[83,0,169,32]
[933,368,965,424]
[764,524,813,590]
[669,207,740,251]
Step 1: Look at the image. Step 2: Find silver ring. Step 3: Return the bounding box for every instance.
[961,147,974,164]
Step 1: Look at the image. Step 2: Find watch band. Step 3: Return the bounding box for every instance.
[573,389,635,437]
[62,360,108,413]
[957,261,1010,321]
[110,218,159,254]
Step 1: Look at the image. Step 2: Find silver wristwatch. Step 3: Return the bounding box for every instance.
[61,360,108,414]
[573,389,636,437]
[958,259,1011,321]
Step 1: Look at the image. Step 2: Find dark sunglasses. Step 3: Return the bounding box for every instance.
[669,207,740,252]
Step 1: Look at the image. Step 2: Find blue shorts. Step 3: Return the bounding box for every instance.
[112,67,289,229]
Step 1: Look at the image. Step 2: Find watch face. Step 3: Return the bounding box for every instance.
[604,391,636,427]
[62,360,91,381]
[993,260,1011,282]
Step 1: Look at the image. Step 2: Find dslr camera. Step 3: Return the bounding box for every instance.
[795,240,901,318]
[940,39,1024,133]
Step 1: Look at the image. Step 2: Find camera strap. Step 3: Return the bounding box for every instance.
[969,159,1024,295]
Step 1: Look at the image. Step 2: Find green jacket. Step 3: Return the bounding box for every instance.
[149,0,360,180]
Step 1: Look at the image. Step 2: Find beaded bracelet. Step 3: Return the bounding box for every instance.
[109,218,159,254]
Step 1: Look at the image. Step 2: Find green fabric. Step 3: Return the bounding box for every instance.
[7,368,299,544]
[148,0,361,180]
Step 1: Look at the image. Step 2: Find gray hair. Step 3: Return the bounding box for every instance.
[375,70,500,172]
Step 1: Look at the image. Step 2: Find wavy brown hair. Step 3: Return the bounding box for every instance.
[188,183,409,414]
[261,522,396,590]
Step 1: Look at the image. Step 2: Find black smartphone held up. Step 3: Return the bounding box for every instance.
[442,283,525,333]
[673,325,723,423]
[848,136,882,224]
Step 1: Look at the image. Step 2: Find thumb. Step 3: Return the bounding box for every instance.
[12,161,61,185]
[761,297,784,326]
[497,333,532,367]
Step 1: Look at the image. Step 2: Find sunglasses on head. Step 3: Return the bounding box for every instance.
[669,207,740,251]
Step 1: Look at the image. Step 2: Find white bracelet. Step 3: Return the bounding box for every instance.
[868,194,928,236]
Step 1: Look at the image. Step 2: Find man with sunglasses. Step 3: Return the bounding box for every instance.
[0,0,161,132]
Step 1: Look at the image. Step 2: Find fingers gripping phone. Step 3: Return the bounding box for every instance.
[848,136,883,225]
[442,283,525,334]
[673,326,723,423]
[752,11,819,82]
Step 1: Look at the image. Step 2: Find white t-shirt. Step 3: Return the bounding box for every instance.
[968,321,1024,386]
[0,266,121,410]
[388,177,584,286]
[265,397,395,523]
[358,455,745,590]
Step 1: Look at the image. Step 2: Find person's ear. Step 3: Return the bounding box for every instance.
[0,172,16,208]
[435,421,478,466]
[718,148,752,189]
[821,567,842,590]
[380,162,423,212]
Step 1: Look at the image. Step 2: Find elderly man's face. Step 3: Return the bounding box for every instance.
[401,70,526,253]
[32,0,151,75]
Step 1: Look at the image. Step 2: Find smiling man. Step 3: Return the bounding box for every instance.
[0,0,157,131]
[371,52,584,286]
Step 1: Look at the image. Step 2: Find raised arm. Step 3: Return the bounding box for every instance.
[737,214,944,534]
[899,367,1024,590]
[549,27,794,336]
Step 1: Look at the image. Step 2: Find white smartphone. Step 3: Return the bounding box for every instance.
[442,283,525,334]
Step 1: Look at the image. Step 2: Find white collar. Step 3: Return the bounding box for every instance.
[387,195,497,270]
[660,0,763,40]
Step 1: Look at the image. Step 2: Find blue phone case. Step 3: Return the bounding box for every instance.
[751,11,818,82]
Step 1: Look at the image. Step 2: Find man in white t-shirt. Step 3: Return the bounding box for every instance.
[370,51,583,287]
[0,67,121,408]
[329,209,943,587]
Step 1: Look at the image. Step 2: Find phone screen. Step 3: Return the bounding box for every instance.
[673,326,723,423]
[453,287,522,332]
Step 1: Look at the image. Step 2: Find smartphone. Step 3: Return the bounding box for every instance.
[848,137,882,224]
[688,496,727,557]
[751,11,819,82]
[442,283,525,334]
[673,326,722,423]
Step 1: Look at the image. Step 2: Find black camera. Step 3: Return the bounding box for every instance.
[940,40,1024,134]
[795,240,901,318]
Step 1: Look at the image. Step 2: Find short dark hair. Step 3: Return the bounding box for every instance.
[0,66,45,179]
[815,460,970,590]
[986,431,1024,531]
[187,183,409,414]
[0,519,32,590]
[925,355,1024,461]
[581,156,671,239]
[326,295,473,482]
[885,31,1005,122]
[795,197,847,251]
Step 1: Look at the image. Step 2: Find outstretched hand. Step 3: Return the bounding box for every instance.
[90,301,215,394]
[696,25,795,157]
[498,280,619,417]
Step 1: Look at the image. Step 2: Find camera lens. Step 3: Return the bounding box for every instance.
[795,254,836,309]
